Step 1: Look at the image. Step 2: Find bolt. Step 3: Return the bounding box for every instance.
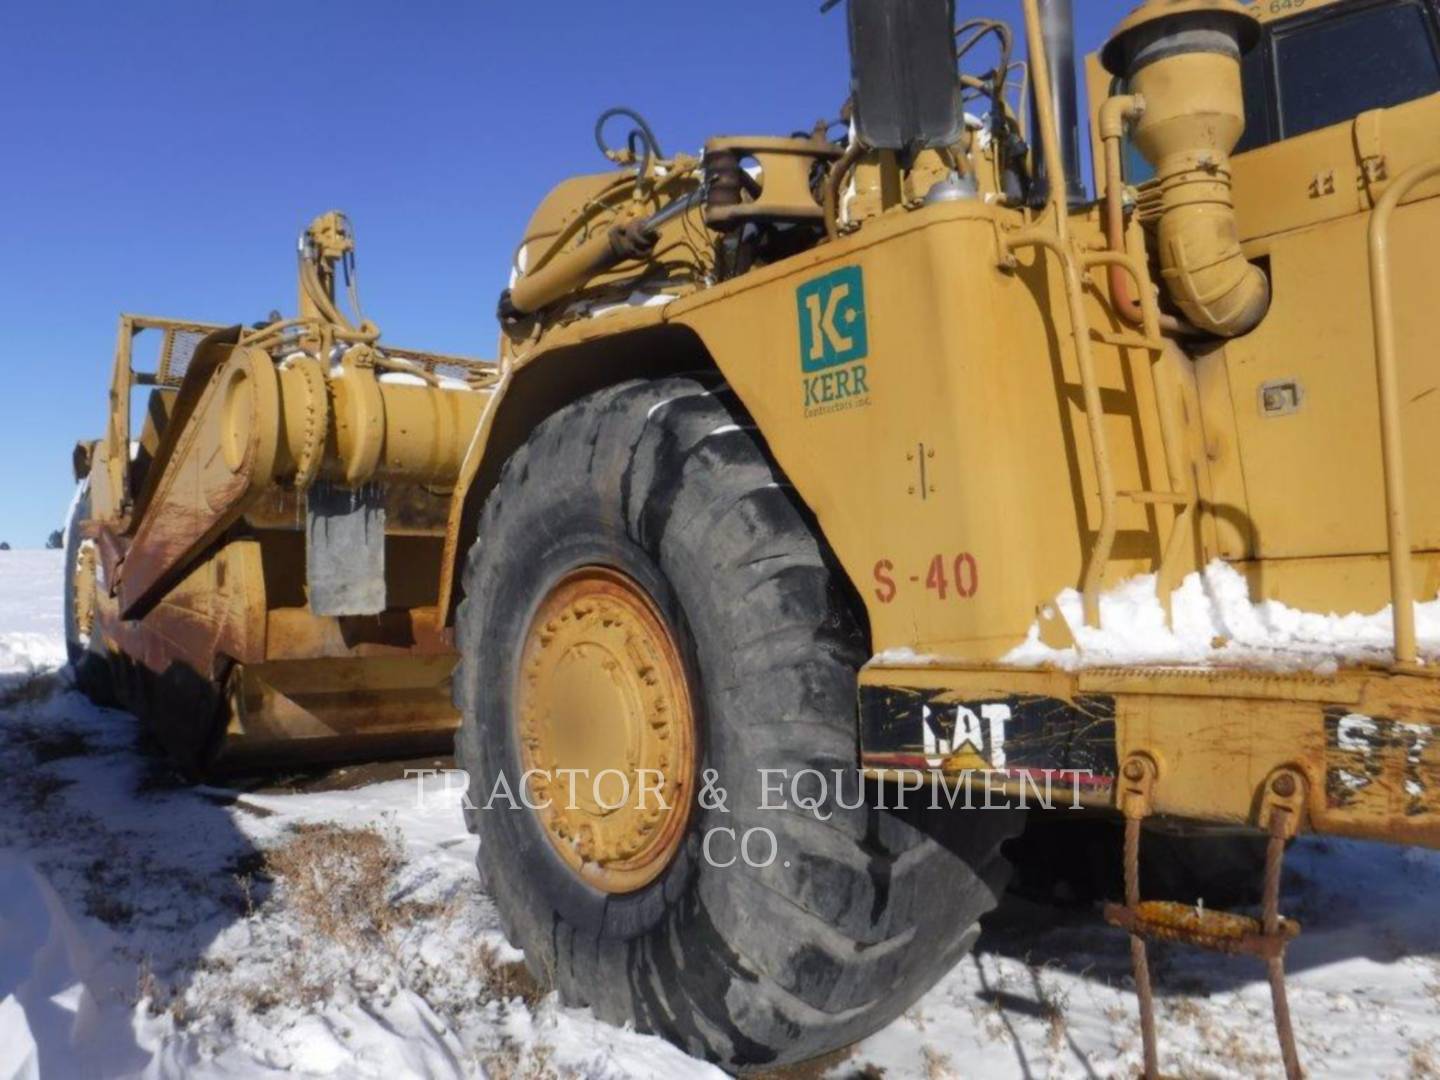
[1123,758,1147,782]
[1271,773,1297,798]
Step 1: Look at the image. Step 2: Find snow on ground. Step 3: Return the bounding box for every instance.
[0,550,66,675]
[1,549,1438,1078]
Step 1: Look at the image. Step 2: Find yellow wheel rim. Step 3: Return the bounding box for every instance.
[72,539,98,643]
[517,567,696,894]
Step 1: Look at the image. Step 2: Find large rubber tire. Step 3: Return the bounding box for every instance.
[62,484,224,773]
[454,377,1022,1071]
[62,483,117,707]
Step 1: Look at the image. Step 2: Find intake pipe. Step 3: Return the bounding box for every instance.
[1101,0,1269,338]
[1030,0,1086,207]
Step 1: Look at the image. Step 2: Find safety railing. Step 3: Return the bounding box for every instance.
[1367,160,1440,667]
[1001,0,1193,629]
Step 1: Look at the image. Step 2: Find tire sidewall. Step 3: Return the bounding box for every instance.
[62,482,91,664]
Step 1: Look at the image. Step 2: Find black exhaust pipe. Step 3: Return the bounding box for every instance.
[1030,0,1086,206]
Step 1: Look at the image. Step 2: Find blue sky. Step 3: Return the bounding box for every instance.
[0,0,1133,547]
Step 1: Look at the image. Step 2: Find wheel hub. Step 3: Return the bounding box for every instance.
[517,567,696,893]
[72,539,98,644]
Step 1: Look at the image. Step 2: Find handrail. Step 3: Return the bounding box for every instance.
[1367,160,1440,666]
[1001,0,1117,627]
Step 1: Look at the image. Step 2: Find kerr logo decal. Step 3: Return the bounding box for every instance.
[796,266,872,418]
[798,266,867,371]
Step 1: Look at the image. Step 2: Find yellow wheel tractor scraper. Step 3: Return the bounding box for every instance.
[65,0,1440,1073]
[68,212,495,769]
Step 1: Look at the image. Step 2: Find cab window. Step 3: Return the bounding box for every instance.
[1122,0,1440,176]
[1266,0,1440,145]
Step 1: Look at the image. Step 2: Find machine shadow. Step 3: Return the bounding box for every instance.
[977,819,1440,1000]
[0,666,269,1074]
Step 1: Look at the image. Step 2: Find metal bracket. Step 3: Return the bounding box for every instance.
[1259,378,1304,418]
[905,442,935,499]
[1355,109,1389,199]
[1258,766,1307,839]
[1117,752,1158,820]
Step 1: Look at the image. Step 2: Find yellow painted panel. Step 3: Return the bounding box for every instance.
[674,203,1171,659]
[1225,204,1440,558]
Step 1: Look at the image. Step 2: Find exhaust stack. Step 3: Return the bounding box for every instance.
[1102,0,1269,338]
[1030,0,1086,206]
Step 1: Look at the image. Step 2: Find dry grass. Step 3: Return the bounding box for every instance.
[1031,970,1071,1052]
[1164,996,1206,1025]
[12,724,90,763]
[263,822,415,946]
[260,821,545,1011]
[921,1045,959,1079]
[1167,1007,1278,1080]
[1412,1042,1440,1079]
[83,856,134,925]
[134,955,163,1014]
[473,941,545,1008]
[479,1042,560,1080]
[113,821,553,1053]
[233,872,257,918]
[750,1046,859,1079]
[0,671,61,710]
[19,772,72,812]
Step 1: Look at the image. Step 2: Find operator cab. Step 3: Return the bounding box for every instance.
[1087,0,1440,600]
[1113,0,1440,183]
[1236,0,1440,153]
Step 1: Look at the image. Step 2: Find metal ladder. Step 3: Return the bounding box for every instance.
[1103,755,1307,1080]
[1009,6,1305,1075]
[1005,0,1198,631]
